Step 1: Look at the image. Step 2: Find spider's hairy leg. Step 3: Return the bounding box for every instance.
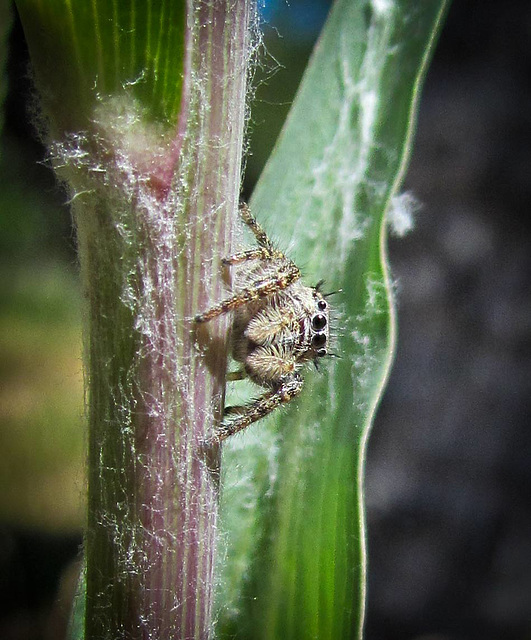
[226,370,246,381]
[222,246,287,266]
[239,202,274,252]
[204,373,304,445]
[221,248,272,266]
[194,259,301,323]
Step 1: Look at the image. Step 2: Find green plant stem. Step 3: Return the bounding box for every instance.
[81,5,252,638]
[15,0,254,637]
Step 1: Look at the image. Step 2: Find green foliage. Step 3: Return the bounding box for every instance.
[15,0,186,133]
[218,1,450,638]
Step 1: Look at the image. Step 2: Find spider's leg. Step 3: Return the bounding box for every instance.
[194,259,301,323]
[222,246,287,267]
[239,202,275,252]
[205,373,303,445]
[226,370,246,381]
[222,248,271,266]
[223,405,246,416]
[223,204,287,264]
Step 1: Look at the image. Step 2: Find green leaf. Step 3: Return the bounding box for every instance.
[218,1,450,638]
[15,0,186,134]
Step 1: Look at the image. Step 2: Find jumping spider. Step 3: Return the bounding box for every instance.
[195,203,331,445]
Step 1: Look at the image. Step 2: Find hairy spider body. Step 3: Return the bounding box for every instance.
[195,204,330,445]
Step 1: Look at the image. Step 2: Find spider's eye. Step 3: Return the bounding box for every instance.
[312,332,327,349]
[311,313,327,331]
[317,299,328,311]
[317,348,327,357]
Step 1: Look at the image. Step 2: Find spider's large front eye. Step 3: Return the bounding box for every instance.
[311,313,327,331]
[312,332,327,349]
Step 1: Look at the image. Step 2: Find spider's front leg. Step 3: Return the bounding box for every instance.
[239,202,274,252]
[203,373,303,446]
[224,203,279,262]
[194,259,301,323]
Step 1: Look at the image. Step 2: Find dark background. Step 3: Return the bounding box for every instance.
[1,1,530,638]
[366,2,531,638]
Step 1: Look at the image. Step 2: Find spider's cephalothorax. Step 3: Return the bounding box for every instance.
[195,203,331,445]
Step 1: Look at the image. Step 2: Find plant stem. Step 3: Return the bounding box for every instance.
[65,3,254,638]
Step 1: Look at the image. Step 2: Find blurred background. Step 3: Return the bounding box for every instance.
[1,1,530,639]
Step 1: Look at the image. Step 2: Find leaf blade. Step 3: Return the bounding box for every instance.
[15,0,186,133]
[218,1,450,638]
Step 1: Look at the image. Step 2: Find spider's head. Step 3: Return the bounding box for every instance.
[309,291,330,359]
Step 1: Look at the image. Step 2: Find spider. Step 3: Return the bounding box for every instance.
[195,203,331,446]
